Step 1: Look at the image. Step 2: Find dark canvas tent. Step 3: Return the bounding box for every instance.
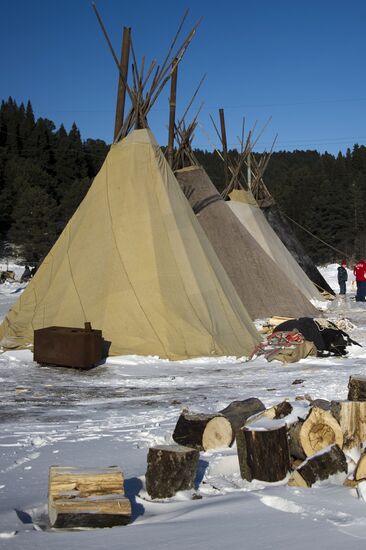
[175,164,319,320]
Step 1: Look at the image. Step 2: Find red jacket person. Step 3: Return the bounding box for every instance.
[354,259,366,302]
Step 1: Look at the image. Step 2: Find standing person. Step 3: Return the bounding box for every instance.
[20,265,31,283]
[354,259,366,302]
[337,260,348,295]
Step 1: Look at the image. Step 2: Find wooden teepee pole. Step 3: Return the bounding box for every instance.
[167,59,178,168]
[114,26,131,142]
[219,108,229,188]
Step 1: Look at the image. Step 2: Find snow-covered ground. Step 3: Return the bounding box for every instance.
[1,264,366,548]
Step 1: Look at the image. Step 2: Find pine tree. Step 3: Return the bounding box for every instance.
[8,184,58,263]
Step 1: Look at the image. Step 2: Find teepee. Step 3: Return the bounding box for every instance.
[173,114,319,320]
[0,20,260,359]
[248,153,334,296]
[214,111,332,299]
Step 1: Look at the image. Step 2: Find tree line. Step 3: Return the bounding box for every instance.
[1,97,365,265]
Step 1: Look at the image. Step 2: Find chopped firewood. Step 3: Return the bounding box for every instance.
[288,407,343,460]
[331,400,366,449]
[355,451,366,481]
[348,376,366,401]
[219,398,265,434]
[48,466,131,528]
[145,445,199,499]
[288,444,347,487]
[173,411,233,451]
[237,424,290,482]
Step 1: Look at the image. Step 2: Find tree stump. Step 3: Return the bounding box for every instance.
[288,406,343,459]
[145,445,199,499]
[288,444,347,487]
[348,376,366,401]
[331,400,366,449]
[173,411,233,450]
[355,451,366,481]
[48,466,131,528]
[237,424,290,482]
[219,398,265,434]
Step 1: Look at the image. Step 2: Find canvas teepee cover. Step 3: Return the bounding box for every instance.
[175,165,319,320]
[227,189,324,303]
[0,130,261,359]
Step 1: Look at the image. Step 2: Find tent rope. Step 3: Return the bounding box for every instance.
[283,212,351,260]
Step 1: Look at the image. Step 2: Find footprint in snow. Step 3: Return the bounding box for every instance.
[260,495,305,514]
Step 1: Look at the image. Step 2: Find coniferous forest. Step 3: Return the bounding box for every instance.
[1,97,366,266]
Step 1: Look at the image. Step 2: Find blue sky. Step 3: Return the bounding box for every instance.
[1,0,365,154]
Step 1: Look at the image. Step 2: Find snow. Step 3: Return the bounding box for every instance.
[2,264,366,547]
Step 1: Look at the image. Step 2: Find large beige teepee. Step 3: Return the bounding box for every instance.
[227,188,324,303]
[0,130,261,359]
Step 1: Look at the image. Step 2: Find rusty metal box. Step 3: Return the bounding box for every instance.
[33,323,103,369]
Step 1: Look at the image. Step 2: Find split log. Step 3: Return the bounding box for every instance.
[331,400,366,449]
[237,424,290,482]
[173,411,233,451]
[288,444,347,487]
[288,406,343,460]
[355,451,366,481]
[145,445,199,499]
[246,400,293,425]
[48,466,131,528]
[288,421,307,460]
[219,398,265,434]
[348,376,366,401]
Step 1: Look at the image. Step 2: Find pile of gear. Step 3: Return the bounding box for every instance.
[251,317,361,363]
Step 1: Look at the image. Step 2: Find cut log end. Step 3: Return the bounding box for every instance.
[301,407,343,456]
[202,416,233,450]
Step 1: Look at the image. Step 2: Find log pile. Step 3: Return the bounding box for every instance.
[145,378,366,500]
[48,466,131,528]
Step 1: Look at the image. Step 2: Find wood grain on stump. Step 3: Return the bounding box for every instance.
[288,407,343,459]
[331,400,366,449]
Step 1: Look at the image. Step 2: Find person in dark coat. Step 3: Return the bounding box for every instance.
[337,260,348,295]
[20,265,31,283]
[354,259,366,302]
